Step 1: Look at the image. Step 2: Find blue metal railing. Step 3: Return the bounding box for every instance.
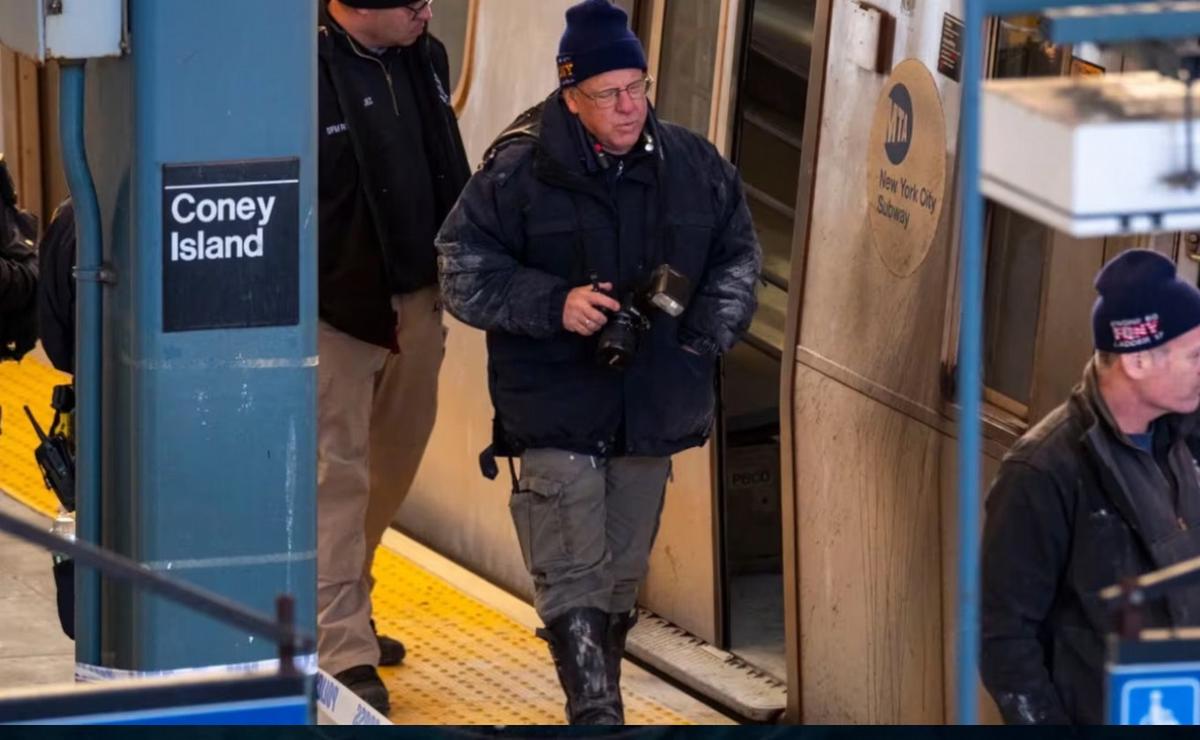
[58,60,104,667]
[955,0,986,724]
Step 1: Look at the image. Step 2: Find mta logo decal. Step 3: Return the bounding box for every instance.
[885,83,913,166]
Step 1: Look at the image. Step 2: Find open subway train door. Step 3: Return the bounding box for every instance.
[710,0,814,687]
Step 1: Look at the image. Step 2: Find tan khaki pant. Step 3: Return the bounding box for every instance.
[316,286,444,675]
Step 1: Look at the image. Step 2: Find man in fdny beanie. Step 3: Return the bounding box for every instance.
[980,249,1200,726]
[435,0,762,727]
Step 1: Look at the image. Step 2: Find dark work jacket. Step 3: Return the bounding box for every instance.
[981,362,1200,725]
[317,7,470,348]
[436,93,761,458]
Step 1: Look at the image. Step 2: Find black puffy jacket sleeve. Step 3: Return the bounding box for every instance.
[436,151,571,338]
[677,157,761,357]
[980,460,1072,725]
[0,211,37,314]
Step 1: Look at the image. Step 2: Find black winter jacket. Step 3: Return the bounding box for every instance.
[317,9,470,348]
[436,94,761,458]
[37,199,76,373]
[981,363,1200,725]
[0,159,38,362]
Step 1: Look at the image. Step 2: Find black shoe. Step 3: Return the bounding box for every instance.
[333,664,390,716]
[538,607,623,725]
[371,619,406,666]
[605,609,637,723]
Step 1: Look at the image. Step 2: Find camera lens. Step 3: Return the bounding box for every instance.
[597,310,641,369]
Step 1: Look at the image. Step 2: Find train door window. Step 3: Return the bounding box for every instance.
[654,0,723,136]
[716,0,816,683]
[982,207,1049,414]
[977,19,1065,420]
[1180,233,1200,287]
[427,0,474,107]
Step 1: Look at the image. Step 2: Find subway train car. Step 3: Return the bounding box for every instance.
[2,0,1194,725]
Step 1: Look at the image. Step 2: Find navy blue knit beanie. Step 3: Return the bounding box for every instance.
[1092,250,1200,353]
[557,0,647,87]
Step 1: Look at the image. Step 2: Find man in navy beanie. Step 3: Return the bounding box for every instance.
[981,249,1200,725]
[437,0,761,725]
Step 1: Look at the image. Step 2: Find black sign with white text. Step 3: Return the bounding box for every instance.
[162,158,299,333]
[938,13,964,82]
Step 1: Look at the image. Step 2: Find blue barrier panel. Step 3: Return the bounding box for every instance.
[0,672,312,726]
[1108,639,1200,725]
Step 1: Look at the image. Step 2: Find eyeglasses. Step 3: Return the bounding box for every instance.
[574,76,654,109]
[404,0,433,18]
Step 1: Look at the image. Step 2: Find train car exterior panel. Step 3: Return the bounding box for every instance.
[798,0,962,413]
[793,366,944,722]
[789,0,972,723]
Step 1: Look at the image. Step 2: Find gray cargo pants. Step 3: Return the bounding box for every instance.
[512,448,671,623]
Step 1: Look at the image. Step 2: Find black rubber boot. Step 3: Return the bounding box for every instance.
[605,609,638,723]
[538,607,623,725]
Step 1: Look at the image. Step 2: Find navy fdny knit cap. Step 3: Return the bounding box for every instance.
[1092,250,1200,353]
[557,0,647,87]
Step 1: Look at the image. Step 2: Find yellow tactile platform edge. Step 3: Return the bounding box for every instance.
[0,357,692,725]
[370,546,691,725]
[0,358,71,518]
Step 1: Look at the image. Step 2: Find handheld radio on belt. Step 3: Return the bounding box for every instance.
[24,384,77,512]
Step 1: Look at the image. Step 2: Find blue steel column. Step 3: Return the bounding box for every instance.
[59,61,104,667]
[955,0,986,726]
[81,0,318,673]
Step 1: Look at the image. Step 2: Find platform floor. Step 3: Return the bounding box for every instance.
[0,356,731,725]
[0,495,75,689]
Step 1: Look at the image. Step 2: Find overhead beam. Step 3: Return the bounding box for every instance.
[1043,2,1200,44]
[979,0,1142,14]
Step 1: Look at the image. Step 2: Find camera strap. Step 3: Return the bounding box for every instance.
[477,444,521,495]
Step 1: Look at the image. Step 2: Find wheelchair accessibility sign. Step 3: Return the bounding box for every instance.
[1110,668,1200,725]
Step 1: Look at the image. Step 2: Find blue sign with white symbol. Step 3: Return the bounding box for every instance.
[1109,664,1200,725]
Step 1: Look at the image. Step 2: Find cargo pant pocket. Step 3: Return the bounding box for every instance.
[509,475,570,577]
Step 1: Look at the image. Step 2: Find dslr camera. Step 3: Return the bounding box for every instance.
[596,264,692,370]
